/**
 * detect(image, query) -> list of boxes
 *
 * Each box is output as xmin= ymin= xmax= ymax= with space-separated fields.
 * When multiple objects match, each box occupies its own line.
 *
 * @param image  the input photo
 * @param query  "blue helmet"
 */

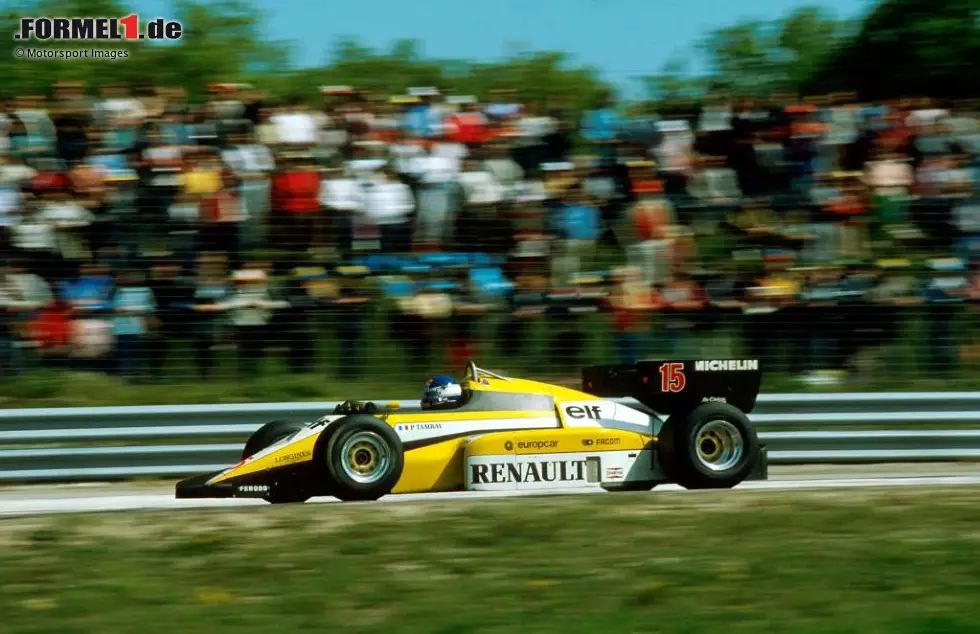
xmin=421 ymin=375 xmax=463 ymax=409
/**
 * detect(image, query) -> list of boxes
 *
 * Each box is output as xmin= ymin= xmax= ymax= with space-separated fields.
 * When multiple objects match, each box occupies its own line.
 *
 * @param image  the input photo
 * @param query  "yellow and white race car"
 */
xmin=175 ymin=360 xmax=767 ymax=503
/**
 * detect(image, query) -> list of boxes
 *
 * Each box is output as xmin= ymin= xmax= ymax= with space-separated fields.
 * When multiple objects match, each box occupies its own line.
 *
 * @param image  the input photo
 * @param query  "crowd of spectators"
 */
xmin=0 ymin=81 xmax=978 ymax=387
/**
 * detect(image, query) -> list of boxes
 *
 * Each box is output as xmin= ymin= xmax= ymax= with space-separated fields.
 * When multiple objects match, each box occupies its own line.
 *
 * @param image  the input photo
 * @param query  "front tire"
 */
xmin=242 ymin=420 xmax=311 ymax=504
xmin=657 ymin=403 xmax=760 ymax=489
xmin=243 ymin=420 xmax=305 ymax=461
xmin=316 ymin=415 xmax=404 ymax=502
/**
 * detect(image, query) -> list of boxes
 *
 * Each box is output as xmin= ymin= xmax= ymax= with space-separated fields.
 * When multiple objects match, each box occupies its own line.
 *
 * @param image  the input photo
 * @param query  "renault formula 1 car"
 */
xmin=176 ymin=359 xmax=767 ymax=503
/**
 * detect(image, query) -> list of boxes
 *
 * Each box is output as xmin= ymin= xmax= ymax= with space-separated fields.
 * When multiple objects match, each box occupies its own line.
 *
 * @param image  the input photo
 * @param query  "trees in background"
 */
xmin=1 ymin=0 xmax=978 ymax=107
xmin=0 ymin=0 xmax=611 ymax=111
xmin=816 ymin=0 xmax=980 ymax=101
xmin=648 ymin=0 xmax=980 ymax=103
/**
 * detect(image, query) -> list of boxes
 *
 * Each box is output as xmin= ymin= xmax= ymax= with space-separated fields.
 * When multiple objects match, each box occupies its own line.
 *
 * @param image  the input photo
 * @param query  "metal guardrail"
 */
xmin=1 ymin=392 xmax=979 ymax=483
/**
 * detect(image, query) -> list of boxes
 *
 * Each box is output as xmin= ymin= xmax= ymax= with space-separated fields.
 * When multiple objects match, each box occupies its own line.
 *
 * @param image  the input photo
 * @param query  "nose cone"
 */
xmin=175 ymin=471 xmax=236 ymax=498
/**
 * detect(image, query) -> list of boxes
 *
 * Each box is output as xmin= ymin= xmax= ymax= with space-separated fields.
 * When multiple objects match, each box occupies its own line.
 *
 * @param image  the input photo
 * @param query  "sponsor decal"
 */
xmin=517 ymin=440 xmax=558 ymax=450
xmin=565 ymin=405 xmax=603 ymax=420
xmin=504 ymin=441 xmax=514 ymax=451
xmin=397 ymin=423 xmax=443 ymax=432
xmin=237 ymin=485 xmax=269 ymax=493
xmin=694 ymin=359 xmax=759 ymax=372
xmin=275 ymin=450 xmax=311 ymax=464
xmin=582 ymin=437 xmax=621 ymax=447
xmin=702 ymin=396 xmax=727 ymax=403
xmin=606 ymin=467 xmax=624 ymax=481
xmin=470 ymin=460 xmax=588 ymax=484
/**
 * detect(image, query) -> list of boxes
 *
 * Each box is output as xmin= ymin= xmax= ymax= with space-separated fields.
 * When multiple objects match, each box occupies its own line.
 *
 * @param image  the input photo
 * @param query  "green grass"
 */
xmin=2 ymin=487 xmax=980 ymax=633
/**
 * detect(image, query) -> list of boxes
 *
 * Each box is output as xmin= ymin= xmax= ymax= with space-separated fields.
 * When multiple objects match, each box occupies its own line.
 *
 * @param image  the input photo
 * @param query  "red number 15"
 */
xmin=659 ymin=363 xmax=686 ymax=393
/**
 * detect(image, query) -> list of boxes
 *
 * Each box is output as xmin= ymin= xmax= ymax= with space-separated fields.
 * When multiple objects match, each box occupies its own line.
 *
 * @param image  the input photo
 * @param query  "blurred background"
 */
xmin=0 ymin=0 xmax=978 ymax=406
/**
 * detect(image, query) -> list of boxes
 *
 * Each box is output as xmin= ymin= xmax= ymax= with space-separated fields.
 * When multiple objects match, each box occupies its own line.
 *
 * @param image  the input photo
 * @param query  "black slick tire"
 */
xmin=315 ymin=415 xmax=404 ymax=502
xmin=242 ymin=419 xmax=311 ymax=504
xmin=243 ymin=420 xmax=305 ymax=461
xmin=657 ymin=402 xmax=760 ymax=489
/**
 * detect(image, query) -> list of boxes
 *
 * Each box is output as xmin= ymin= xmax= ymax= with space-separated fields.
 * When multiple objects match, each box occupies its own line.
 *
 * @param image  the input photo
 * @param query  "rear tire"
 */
xmin=657 ymin=403 xmax=759 ymax=489
xmin=242 ymin=420 xmax=311 ymax=504
xmin=316 ymin=415 xmax=404 ymax=502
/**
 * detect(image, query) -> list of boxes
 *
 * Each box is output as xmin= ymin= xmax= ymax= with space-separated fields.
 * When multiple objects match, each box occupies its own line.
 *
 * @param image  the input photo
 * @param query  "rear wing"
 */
xmin=582 ymin=359 xmax=762 ymax=416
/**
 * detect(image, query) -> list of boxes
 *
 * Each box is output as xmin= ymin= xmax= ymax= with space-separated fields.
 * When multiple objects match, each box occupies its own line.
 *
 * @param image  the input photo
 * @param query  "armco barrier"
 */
xmin=1 ymin=392 xmax=979 ymax=483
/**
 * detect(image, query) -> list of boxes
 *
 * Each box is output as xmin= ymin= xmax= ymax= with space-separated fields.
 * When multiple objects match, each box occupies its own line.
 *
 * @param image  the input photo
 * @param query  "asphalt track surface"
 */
xmin=2 ymin=464 xmax=980 ymax=517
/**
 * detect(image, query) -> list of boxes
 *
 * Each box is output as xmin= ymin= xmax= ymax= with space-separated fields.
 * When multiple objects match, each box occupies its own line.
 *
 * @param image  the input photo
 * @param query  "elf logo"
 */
xmin=565 ymin=405 xmax=603 ymax=420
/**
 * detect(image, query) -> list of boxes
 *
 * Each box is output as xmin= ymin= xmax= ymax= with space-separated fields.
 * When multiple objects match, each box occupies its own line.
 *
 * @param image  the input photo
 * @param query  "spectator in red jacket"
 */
xmin=448 ymin=99 xmax=491 ymax=150
xmin=271 ymin=152 xmax=322 ymax=255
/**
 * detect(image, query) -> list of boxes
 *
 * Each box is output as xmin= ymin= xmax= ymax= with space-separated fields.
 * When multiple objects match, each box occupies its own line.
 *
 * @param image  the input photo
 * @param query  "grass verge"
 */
xmin=2 ymin=487 xmax=980 ymax=633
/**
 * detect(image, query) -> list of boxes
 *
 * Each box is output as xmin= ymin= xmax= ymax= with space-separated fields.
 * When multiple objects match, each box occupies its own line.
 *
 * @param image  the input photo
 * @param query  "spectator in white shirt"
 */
xmin=38 ymin=177 xmax=93 ymax=274
xmin=412 ymin=141 xmax=460 ymax=250
xmin=686 ymin=153 xmax=743 ymax=231
xmin=220 ymin=269 xmax=289 ymax=377
xmin=363 ymin=165 xmax=415 ymax=253
xmin=270 ymin=97 xmax=318 ymax=147
xmin=221 ymin=123 xmax=275 ymax=245
xmin=653 ymin=119 xmax=695 ymax=202
xmin=97 ymin=84 xmax=146 ymax=124
xmin=429 ymin=128 xmax=468 ymax=174
xmin=11 ymin=197 xmax=58 ymax=276
xmin=512 ymin=102 xmax=555 ymax=174
xmin=0 ymin=259 xmax=52 ymax=375
xmin=388 ymin=138 xmax=427 ymax=184
xmin=254 ymin=106 xmax=280 ymax=146
xmin=482 ymin=141 xmax=524 ymax=201
xmin=320 ymin=165 xmax=364 ymax=256
xmin=0 ymin=152 xmax=35 ymax=190
xmin=697 ymin=94 xmax=733 ymax=157
xmin=0 ymin=164 xmax=25 ymax=246
xmin=456 ymin=157 xmax=504 ymax=251
xmin=14 ymin=95 xmax=57 ymax=149
xmin=346 ymin=141 xmax=388 ymax=179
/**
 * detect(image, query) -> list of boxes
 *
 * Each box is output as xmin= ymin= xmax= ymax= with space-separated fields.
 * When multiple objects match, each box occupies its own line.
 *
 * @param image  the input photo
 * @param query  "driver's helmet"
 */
xmin=421 ymin=375 xmax=463 ymax=409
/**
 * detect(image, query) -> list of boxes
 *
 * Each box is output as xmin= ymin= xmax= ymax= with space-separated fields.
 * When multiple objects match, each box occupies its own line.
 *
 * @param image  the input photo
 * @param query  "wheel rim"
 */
xmin=694 ymin=420 xmax=744 ymax=472
xmin=338 ymin=431 xmax=390 ymax=484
